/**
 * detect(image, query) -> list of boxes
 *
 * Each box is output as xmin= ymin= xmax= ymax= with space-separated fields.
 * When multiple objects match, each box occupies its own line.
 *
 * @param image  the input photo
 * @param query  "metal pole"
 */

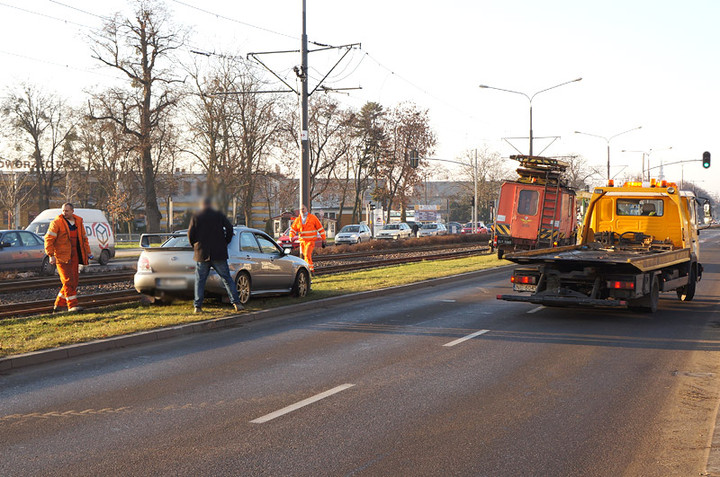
xmin=474 ymin=149 xmax=478 ymax=233
xmin=299 ymin=0 xmax=310 ymax=211
xmin=606 ymin=143 xmax=611 ymax=181
xmin=529 ymin=103 xmax=533 ymax=156
xmin=641 ymin=153 xmax=645 ymax=182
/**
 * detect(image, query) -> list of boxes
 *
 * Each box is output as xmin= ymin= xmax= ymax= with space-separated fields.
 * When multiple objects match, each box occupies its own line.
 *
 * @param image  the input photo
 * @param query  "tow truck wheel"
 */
xmin=497 ymin=249 xmax=504 ymax=260
xmin=676 ymin=266 xmax=697 ymax=302
xmin=630 ymin=276 xmax=659 ymax=313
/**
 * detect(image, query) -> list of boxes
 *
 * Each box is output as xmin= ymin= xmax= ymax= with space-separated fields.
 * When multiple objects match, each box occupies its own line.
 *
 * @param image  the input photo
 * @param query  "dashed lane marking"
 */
xmin=441 ymin=299 xmax=456 ymax=303
xmin=527 ymin=306 xmax=545 ymax=314
xmin=250 ymin=384 xmax=355 ymax=424
xmin=442 ymin=329 xmax=490 ymax=347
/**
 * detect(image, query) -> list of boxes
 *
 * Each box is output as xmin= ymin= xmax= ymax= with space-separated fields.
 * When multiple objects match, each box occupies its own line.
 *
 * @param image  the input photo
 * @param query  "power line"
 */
xmin=0 ymin=1 xmax=100 ymax=31
xmin=169 ymin=0 xmax=299 ymax=42
xmin=47 ymin=0 xmax=108 ymax=20
xmin=0 ymin=49 xmax=123 ymax=81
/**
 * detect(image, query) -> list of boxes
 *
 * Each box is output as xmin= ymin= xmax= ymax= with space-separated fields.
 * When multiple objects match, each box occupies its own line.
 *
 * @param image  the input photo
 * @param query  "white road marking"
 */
xmin=527 ymin=306 xmax=545 ymax=314
xmin=443 ymin=329 xmax=490 ymax=347
xmin=441 ymin=299 xmax=456 ymax=303
xmin=250 ymin=384 xmax=355 ymax=424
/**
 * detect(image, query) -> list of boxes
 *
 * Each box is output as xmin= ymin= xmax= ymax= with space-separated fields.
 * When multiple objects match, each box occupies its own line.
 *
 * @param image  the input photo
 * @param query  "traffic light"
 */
xmin=703 ymin=151 xmax=711 ymax=169
xmin=409 ymin=150 xmax=419 ymax=168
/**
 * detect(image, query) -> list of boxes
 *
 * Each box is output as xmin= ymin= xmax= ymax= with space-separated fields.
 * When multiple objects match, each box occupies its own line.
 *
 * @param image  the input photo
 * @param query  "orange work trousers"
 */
xmin=55 ymin=255 xmax=80 ymax=309
xmin=300 ymin=240 xmax=316 ymax=271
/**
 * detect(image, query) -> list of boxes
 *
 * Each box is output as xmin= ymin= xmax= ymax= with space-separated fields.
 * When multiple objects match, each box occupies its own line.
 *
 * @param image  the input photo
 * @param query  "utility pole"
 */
xmin=299 ymin=0 xmax=310 ymax=210
xmin=474 ymin=149 xmax=478 ymax=233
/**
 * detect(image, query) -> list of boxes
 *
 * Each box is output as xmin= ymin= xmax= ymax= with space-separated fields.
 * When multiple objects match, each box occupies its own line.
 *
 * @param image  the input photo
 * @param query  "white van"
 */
xmin=26 ymin=208 xmax=116 ymax=265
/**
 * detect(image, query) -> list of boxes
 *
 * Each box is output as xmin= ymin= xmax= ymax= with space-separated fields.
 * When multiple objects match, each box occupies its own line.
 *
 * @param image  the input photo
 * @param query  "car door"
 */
xmin=19 ymin=232 xmax=45 ymax=268
xmin=254 ymin=233 xmax=294 ymax=290
xmin=0 ymin=232 xmax=27 ymax=269
xmin=362 ymin=224 xmax=371 ymax=241
xmin=237 ymin=232 xmax=265 ymax=290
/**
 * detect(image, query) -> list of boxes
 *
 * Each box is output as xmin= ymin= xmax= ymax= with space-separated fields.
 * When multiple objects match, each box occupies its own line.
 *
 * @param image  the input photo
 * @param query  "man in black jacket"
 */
xmin=188 ymin=198 xmax=243 ymax=313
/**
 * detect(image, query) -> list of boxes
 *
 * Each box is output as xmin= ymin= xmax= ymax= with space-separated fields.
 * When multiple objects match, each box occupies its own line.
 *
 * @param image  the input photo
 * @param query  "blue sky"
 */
xmin=1 ymin=0 xmax=718 ymax=194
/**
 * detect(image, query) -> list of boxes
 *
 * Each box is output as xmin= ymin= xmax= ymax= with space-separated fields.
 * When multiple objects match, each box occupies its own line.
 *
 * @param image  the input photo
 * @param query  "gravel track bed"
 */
xmin=0 ymin=245 xmax=488 ymax=306
xmin=0 ymin=281 xmax=134 ymax=306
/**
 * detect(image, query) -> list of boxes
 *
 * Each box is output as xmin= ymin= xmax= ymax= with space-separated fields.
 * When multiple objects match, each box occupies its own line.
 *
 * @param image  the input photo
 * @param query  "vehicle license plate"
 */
xmin=158 ymin=278 xmax=186 ymax=289
xmin=513 ymin=283 xmax=536 ymax=292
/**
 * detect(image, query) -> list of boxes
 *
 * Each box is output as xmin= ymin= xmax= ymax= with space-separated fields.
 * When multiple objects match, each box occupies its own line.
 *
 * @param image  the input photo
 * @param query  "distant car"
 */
xmin=0 ymin=230 xmax=53 ymax=274
xmin=446 ymin=222 xmax=463 ymax=234
xmin=376 ymin=222 xmax=413 ymax=240
xmin=461 ymin=222 xmax=488 ymax=234
xmin=134 ymin=227 xmax=311 ymax=304
xmin=277 ymin=227 xmax=300 ymax=249
xmin=335 ymin=224 xmax=372 ymax=245
xmin=418 ymin=223 xmax=447 ymax=237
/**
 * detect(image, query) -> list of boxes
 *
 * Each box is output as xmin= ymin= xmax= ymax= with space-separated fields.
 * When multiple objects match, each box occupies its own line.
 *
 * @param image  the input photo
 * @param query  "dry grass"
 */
xmin=0 ymin=253 xmax=507 ymax=358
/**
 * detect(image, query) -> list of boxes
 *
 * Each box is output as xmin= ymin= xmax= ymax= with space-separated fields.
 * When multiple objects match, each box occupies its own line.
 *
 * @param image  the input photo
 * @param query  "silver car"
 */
xmin=376 ymin=222 xmax=412 ymax=240
xmin=0 ymin=230 xmax=53 ymax=274
xmin=335 ymin=224 xmax=372 ymax=245
xmin=134 ymin=227 xmax=312 ymax=304
xmin=418 ymin=223 xmax=447 ymax=237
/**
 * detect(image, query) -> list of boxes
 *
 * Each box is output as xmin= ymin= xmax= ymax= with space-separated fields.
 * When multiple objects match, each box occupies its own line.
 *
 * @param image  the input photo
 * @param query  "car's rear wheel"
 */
xmin=235 ymin=271 xmax=251 ymax=304
xmin=292 ymin=269 xmax=310 ymax=297
xmin=40 ymin=256 xmax=55 ymax=276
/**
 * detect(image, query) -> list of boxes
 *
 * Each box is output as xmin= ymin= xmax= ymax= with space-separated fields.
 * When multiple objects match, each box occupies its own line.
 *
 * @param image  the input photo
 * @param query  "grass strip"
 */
xmin=0 ymin=254 xmax=507 ymax=357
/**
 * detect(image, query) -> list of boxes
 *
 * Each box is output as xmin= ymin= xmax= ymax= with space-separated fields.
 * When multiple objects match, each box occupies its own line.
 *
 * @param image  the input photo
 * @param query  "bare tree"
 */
xmin=351 ymin=102 xmax=385 ymax=222
xmin=560 ymin=154 xmax=601 ymax=191
xmin=88 ymin=0 xmax=185 ymax=232
xmin=377 ymin=103 xmax=436 ymax=222
xmin=1 ymin=84 xmax=76 ymax=211
xmin=0 ymin=168 xmax=35 ymax=227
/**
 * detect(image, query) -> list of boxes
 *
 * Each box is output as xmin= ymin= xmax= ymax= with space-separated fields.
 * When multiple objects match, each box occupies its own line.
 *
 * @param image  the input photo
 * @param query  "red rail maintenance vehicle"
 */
xmin=492 ymin=155 xmax=577 ymax=259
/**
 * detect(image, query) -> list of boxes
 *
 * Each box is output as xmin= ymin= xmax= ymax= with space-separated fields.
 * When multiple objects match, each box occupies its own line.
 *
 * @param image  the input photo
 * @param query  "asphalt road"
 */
xmin=3 ymin=230 xmax=720 ymax=476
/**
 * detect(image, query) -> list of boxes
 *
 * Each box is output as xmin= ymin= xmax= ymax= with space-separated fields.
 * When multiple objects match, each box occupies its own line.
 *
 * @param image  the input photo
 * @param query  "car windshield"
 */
xmin=421 ymin=224 xmax=437 ymax=229
xmin=26 ymin=222 xmax=49 ymax=235
xmin=341 ymin=226 xmax=360 ymax=233
xmin=163 ymin=235 xmax=191 ymax=247
xmin=383 ymin=224 xmax=400 ymax=230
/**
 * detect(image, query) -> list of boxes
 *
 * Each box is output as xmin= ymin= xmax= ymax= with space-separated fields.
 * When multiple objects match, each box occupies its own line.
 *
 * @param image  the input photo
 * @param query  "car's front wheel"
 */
xmin=235 ymin=271 xmax=251 ymax=304
xmin=98 ymin=249 xmax=111 ymax=266
xmin=292 ymin=269 xmax=310 ymax=297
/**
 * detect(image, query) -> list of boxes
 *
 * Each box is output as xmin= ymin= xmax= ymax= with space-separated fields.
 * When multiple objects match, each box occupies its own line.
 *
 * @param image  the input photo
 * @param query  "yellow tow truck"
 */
xmin=498 ymin=180 xmax=711 ymax=312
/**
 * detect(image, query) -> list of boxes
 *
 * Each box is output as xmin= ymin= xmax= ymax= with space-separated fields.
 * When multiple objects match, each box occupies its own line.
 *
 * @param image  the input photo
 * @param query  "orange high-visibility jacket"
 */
xmin=289 ymin=214 xmax=326 ymax=243
xmin=44 ymin=214 xmax=91 ymax=265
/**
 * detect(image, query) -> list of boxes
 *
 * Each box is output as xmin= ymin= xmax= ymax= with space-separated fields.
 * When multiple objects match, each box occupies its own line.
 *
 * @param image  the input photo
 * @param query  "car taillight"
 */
xmin=607 ymin=280 xmax=634 ymax=290
xmin=137 ymin=255 xmax=152 ymax=272
xmin=511 ymin=275 xmax=537 ymax=285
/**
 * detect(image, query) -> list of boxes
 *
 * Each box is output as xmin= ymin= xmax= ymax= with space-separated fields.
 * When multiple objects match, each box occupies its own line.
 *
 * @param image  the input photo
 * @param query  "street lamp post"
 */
xmin=621 ymin=147 xmax=672 ymax=181
xmin=479 ymin=78 xmax=582 ymax=156
xmin=574 ymin=127 xmax=642 ymax=180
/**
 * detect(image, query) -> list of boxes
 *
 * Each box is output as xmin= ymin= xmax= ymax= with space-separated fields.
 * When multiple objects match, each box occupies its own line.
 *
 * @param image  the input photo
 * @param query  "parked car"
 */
xmin=27 ymin=208 xmax=116 ymax=265
xmin=461 ymin=222 xmax=489 ymax=234
xmin=418 ymin=223 xmax=447 ymax=237
xmin=134 ymin=227 xmax=311 ymax=304
xmin=277 ymin=227 xmax=300 ymax=250
xmin=446 ymin=222 xmax=463 ymax=234
xmin=0 ymin=230 xmax=53 ymax=274
xmin=335 ymin=224 xmax=372 ymax=245
xmin=376 ymin=222 xmax=413 ymax=240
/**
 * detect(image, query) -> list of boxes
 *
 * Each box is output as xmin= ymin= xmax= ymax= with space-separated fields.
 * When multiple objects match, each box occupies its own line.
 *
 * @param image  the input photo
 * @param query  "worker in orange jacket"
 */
xmin=289 ymin=204 xmax=326 ymax=273
xmin=44 ymin=202 xmax=92 ymax=312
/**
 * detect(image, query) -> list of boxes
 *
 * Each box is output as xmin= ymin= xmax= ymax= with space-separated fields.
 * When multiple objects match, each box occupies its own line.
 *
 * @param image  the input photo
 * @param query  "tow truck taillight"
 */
xmin=607 ymin=280 xmax=634 ymax=290
xmin=138 ymin=255 xmax=152 ymax=272
xmin=511 ymin=275 xmax=537 ymax=285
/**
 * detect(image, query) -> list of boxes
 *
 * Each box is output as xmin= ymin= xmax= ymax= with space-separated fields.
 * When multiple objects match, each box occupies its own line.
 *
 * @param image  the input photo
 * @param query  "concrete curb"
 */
xmin=0 ymin=264 xmax=513 ymax=372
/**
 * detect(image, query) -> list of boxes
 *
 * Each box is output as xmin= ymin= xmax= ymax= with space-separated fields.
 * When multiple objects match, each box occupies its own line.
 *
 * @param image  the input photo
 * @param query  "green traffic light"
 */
xmin=703 ymin=151 xmax=711 ymax=169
